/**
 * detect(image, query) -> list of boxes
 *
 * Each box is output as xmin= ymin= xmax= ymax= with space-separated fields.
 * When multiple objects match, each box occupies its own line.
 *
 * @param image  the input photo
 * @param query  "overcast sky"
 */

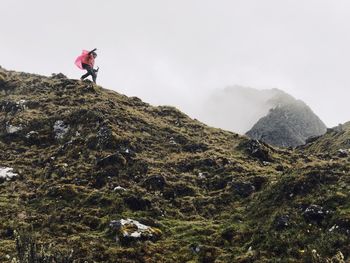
xmin=1 ymin=0 xmax=349 ymax=128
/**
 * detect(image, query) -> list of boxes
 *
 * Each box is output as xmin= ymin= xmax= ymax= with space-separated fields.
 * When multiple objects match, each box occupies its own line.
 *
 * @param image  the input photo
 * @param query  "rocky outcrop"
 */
xmin=109 ymin=219 xmax=162 ymax=244
xmin=246 ymin=99 xmax=327 ymax=147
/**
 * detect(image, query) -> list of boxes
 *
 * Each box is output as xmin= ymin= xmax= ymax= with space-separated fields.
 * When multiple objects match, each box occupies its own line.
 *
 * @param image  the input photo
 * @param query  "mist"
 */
xmin=1 ymin=0 xmax=350 ymax=128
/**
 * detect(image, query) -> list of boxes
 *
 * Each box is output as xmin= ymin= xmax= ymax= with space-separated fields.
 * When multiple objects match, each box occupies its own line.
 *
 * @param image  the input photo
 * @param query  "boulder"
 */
xmin=231 ymin=181 xmax=255 ymax=197
xmin=303 ymin=204 xmax=330 ymax=224
xmin=96 ymin=153 xmax=126 ymax=168
xmin=142 ymin=175 xmax=167 ymax=191
xmin=273 ymin=215 xmax=290 ymax=230
xmin=239 ymin=139 xmax=273 ymax=162
xmin=337 ymin=149 xmax=348 ymax=158
xmin=0 ymin=167 xmax=18 ymax=183
xmin=109 ymin=218 xmax=162 ymax=245
xmin=53 ymin=120 xmax=69 ymax=140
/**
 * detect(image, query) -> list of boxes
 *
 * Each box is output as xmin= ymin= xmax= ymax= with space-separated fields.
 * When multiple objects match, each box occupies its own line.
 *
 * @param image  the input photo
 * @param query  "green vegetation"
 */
xmin=0 ymin=68 xmax=349 ymax=262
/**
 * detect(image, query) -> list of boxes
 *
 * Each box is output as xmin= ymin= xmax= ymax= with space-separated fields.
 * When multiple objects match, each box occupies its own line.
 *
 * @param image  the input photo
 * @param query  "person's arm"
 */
xmin=88 ymin=48 xmax=97 ymax=55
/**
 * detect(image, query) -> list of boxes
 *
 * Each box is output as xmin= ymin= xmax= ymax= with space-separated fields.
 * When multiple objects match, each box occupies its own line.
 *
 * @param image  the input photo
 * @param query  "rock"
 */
xmin=96 ymin=152 xmax=126 ymax=167
xmin=6 ymin=123 xmax=22 ymax=134
xmin=96 ymin=126 xmax=118 ymax=150
xmin=337 ymin=149 xmax=348 ymax=158
xmin=207 ymin=175 xmax=232 ymax=190
xmin=273 ymin=215 xmax=290 ymax=230
xmin=239 ymin=139 xmax=272 ymax=162
xmin=189 ymin=243 xmax=201 ymax=253
xmin=303 ymin=204 xmax=330 ymax=224
xmin=231 ymin=181 xmax=255 ymax=197
xmin=0 ymin=167 xmax=18 ymax=183
xmin=246 ymin=99 xmax=327 ymax=147
xmin=124 ymin=196 xmax=152 ymax=211
xmin=25 ymin=131 xmax=40 ymax=145
xmin=53 ymin=120 xmax=69 ymax=140
xmin=0 ymin=100 xmax=27 ymax=113
xmin=142 ymin=175 xmax=167 ymax=191
xmin=109 ymin=218 xmax=162 ymax=245
xmin=331 ymin=251 xmax=345 ymax=263
xmin=333 ymin=219 xmax=350 ymax=235
xmin=113 ymin=186 xmax=126 ymax=191
xmin=51 ymin=73 xmax=67 ymax=79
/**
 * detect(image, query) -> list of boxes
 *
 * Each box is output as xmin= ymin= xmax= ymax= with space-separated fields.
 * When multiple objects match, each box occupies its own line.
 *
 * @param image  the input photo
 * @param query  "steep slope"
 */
xmin=0 ymin=67 xmax=349 ymax=262
xmin=246 ymin=99 xmax=327 ymax=147
xmin=300 ymin=122 xmax=350 ymax=157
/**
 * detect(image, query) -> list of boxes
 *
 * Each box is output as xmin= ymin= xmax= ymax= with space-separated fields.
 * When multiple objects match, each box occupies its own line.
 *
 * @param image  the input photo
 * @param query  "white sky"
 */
xmin=1 ymin=0 xmax=349 ymax=127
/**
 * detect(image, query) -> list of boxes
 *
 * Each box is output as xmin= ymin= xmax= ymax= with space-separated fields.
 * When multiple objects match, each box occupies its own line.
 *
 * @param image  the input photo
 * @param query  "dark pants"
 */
xmin=81 ymin=63 xmax=97 ymax=83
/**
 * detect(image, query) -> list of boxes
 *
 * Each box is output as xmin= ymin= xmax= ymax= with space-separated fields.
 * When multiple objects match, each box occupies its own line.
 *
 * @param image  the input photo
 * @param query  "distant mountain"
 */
xmin=196 ymin=85 xmax=327 ymax=147
xmin=196 ymin=86 xmax=292 ymax=134
xmin=246 ymin=95 xmax=327 ymax=147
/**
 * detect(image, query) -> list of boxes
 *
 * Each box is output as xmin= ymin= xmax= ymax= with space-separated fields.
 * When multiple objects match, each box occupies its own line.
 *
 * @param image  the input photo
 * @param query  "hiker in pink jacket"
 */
xmin=75 ymin=48 xmax=99 ymax=83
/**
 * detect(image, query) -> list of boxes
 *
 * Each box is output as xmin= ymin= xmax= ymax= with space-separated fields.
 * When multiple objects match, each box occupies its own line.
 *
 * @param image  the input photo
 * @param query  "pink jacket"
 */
xmin=75 ymin=50 xmax=95 ymax=69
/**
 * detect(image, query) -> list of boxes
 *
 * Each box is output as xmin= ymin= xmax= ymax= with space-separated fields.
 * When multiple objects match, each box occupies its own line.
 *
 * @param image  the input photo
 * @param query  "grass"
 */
xmin=0 ymin=67 xmax=350 ymax=262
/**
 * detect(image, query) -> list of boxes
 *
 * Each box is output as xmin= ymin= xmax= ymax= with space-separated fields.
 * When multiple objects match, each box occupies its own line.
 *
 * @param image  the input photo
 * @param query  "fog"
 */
xmin=195 ymin=86 xmax=295 ymax=134
xmin=1 ymin=0 xmax=350 ymax=129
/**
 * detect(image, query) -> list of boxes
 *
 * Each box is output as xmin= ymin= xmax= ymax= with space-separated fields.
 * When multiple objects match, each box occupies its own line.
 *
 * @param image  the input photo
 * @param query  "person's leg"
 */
xmin=81 ymin=63 xmax=91 ymax=80
xmin=81 ymin=71 xmax=90 ymax=80
xmin=89 ymin=69 xmax=96 ymax=83
xmin=81 ymin=64 xmax=95 ymax=82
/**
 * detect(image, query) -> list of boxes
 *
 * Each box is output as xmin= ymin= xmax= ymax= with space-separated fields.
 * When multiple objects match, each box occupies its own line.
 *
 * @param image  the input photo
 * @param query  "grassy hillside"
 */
xmin=0 ymin=68 xmax=349 ymax=262
xmin=300 ymin=122 xmax=350 ymax=157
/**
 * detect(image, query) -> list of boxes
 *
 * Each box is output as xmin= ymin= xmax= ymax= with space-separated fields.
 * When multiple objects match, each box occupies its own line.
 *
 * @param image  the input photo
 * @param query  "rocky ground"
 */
xmin=0 ymin=67 xmax=349 ymax=262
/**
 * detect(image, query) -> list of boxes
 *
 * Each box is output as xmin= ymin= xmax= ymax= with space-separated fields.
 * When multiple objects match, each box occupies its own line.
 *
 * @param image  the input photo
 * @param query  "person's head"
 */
xmin=92 ymin=52 xmax=97 ymax=58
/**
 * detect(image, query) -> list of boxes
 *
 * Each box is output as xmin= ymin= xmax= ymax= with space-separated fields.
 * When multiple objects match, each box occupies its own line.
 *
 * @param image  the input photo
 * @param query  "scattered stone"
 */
xmin=142 ymin=174 xmax=167 ymax=191
xmin=0 ymin=167 xmax=18 ymax=183
xmin=6 ymin=124 xmax=22 ymax=134
xmin=231 ymin=181 xmax=255 ymax=197
xmin=109 ymin=218 xmax=162 ymax=244
xmin=303 ymin=204 xmax=330 ymax=224
xmin=239 ymin=139 xmax=273 ymax=162
xmin=113 ymin=186 xmax=126 ymax=191
xmin=337 ymin=149 xmax=348 ymax=158
xmin=189 ymin=243 xmax=201 ymax=253
xmin=96 ymin=152 xmax=126 ymax=167
xmin=273 ymin=215 xmax=290 ymax=230
xmin=0 ymin=100 xmax=27 ymax=113
xmin=25 ymin=131 xmax=39 ymax=139
xmin=97 ymin=126 xmax=118 ymax=149
xmin=53 ymin=120 xmax=69 ymax=140
xmin=51 ymin=73 xmax=67 ymax=79
xmin=169 ymin=137 xmax=176 ymax=145
xmin=198 ymin=172 xmax=206 ymax=179
xmin=329 ymin=224 xmax=339 ymax=232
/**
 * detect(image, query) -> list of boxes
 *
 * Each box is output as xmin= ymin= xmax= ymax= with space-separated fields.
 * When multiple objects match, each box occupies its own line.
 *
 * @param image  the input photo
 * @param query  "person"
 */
xmin=75 ymin=48 xmax=99 ymax=83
